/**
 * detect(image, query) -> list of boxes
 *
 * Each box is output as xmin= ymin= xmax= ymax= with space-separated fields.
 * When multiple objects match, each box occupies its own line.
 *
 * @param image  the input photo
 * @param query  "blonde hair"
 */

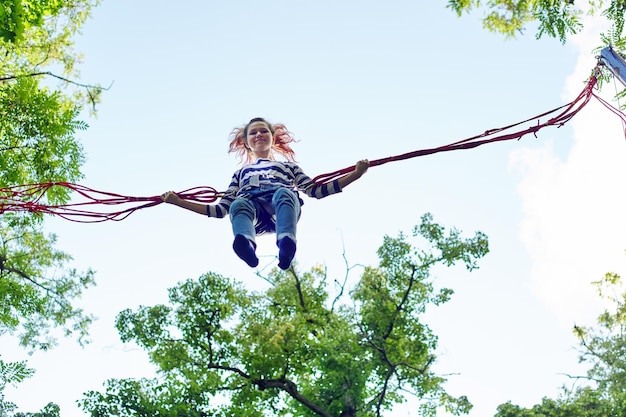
xmin=228 ymin=117 xmax=297 ymax=164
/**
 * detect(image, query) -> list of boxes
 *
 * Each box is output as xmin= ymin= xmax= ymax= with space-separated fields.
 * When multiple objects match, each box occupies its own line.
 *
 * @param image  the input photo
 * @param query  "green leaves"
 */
xmin=534 ymin=0 xmax=583 ymax=43
xmin=0 ymin=225 xmax=96 ymax=350
xmin=0 ymin=0 xmax=97 ymax=43
xmin=0 ymin=0 xmax=26 ymax=43
xmin=80 ymin=378 xmax=209 ymax=417
xmin=0 ymin=358 xmax=35 ymax=417
xmin=13 ymin=402 xmax=61 ymax=417
xmin=572 ymin=273 xmax=626 ymax=406
xmin=415 ymin=213 xmax=489 ymax=271
xmin=354 ymin=213 xmax=488 ymax=416
xmin=0 ymin=1 xmax=103 ymax=415
xmin=83 ymin=214 xmax=489 ymax=417
xmin=0 ymin=0 xmax=101 ymax=354
xmin=446 ymin=0 xmax=626 ymax=46
xmin=496 ymin=271 xmax=626 ymax=415
xmin=0 ymin=77 xmax=86 ymax=194
xmin=0 ymin=358 xmax=34 ymax=388
xmin=494 ymin=387 xmax=624 ymax=417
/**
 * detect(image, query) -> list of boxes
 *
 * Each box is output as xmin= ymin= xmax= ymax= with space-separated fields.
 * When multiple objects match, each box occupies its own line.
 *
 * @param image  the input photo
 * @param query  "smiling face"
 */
xmin=245 ymin=120 xmax=274 ymax=160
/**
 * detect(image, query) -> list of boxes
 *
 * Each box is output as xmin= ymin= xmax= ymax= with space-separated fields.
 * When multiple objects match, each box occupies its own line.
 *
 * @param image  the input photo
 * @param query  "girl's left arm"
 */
xmin=337 ymin=159 xmax=369 ymax=189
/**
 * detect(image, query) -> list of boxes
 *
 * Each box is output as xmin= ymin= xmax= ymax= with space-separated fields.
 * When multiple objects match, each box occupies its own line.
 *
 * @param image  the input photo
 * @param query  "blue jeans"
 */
xmin=229 ymin=187 xmax=301 ymax=244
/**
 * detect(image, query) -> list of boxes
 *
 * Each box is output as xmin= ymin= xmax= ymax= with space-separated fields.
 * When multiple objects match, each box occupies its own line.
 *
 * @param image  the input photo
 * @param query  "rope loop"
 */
xmin=0 ymin=183 xmax=222 ymax=223
xmin=313 ymin=73 xmax=605 ymax=185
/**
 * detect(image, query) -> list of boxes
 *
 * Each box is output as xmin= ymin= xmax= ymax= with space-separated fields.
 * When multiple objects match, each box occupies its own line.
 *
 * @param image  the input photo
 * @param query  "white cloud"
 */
xmin=511 ymin=14 xmax=626 ymax=325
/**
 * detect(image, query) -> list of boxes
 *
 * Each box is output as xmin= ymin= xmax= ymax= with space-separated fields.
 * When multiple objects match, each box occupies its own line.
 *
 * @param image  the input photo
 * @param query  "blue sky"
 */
xmin=5 ymin=1 xmax=626 ymax=416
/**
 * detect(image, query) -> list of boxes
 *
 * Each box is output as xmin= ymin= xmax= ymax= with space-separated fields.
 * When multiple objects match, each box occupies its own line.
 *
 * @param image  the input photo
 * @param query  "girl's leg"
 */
xmin=272 ymin=188 xmax=300 ymax=270
xmin=229 ymin=198 xmax=258 ymax=267
xmin=273 ymin=188 xmax=300 ymax=241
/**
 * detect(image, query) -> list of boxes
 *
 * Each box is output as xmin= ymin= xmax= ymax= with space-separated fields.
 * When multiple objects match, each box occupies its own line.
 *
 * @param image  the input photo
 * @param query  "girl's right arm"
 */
xmin=161 ymin=170 xmax=240 ymax=217
xmin=161 ymin=191 xmax=208 ymax=215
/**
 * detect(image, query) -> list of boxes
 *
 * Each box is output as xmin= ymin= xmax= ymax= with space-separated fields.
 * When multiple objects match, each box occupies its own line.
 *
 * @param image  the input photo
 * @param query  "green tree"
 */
xmin=571 ymin=272 xmax=626 ymax=410
xmin=13 ymin=402 xmax=60 ymax=417
xmin=0 ymin=0 xmax=69 ymax=43
xmin=495 ymin=387 xmax=621 ymax=417
xmin=0 ymin=358 xmax=34 ymax=416
xmin=493 ymin=272 xmax=626 ymax=416
xmin=0 ymin=0 xmax=100 ymax=352
xmin=1 ymin=0 xmax=103 ymax=110
xmin=1 ymin=0 xmax=101 ymax=415
xmin=80 ymin=214 xmax=489 ymax=417
xmin=446 ymin=0 xmax=625 ymax=46
xmin=0 ymin=74 xmax=96 ymax=351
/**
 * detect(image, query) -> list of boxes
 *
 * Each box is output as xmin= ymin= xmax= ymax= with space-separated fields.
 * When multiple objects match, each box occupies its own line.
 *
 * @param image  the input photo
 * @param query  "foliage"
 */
xmin=13 ymin=402 xmax=60 ymax=417
xmin=450 ymin=0 xmax=583 ymax=43
xmin=0 ymin=358 xmax=59 ymax=416
xmin=446 ymin=0 xmax=626 ymax=51
xmin=80 ymin=214 xmax=489 ymax=417
xmin=0 ymin=8 xmax=99 ymax=350
xmin=447 ymin=0 xmax=586 ymax=42
xmin=0 ymin=0 xmax=101 ymax=415
xmin=495 ymin=387 xmax=620 ymax=417
xmin=0 ymin=77 xmax=87 ymax=201
xmin=0 ymin=0 xmax=67 ymax=43
xmin=0 ymin=358 xmax=34 ymax=390
xmin=1 ymin=0 xmax=103 ymax=110
xmin=0 ymin=0 xmax=99 ymax=350
xmin=493 ymin=271 xmax=626 ymax=416
xmin=572 ymin=272 xmax=626 ymax=409
xmin=0 ymin=221 xmax=96 ymax=350
xmin=0 ymin=358 xmax=34 ymax=416
xmin=79 ymin=378 xmax=212 ymax=417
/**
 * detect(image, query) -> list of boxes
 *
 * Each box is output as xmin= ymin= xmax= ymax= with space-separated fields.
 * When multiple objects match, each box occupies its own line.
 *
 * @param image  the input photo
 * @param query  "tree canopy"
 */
xmin=493 ymin=272 xmax=626 ymax=416
xmin=1 ymin=0 xmax=101 ymax=415
xmin=0 ymin=0 xmax=100 ymax=350
xmin=0 ymin=0 xmax=70 ymax=43
xmin=447 ymin=0 xmax=625 ymax=47
xmin=79 ymin=214 xmax=489 ymax=417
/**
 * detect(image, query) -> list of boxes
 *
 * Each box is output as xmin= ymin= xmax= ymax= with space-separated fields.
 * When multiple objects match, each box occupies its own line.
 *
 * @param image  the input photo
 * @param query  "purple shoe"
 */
xmin=233 ymin=235 xmax=259 ymax=267
xmin=277 ymin=237 xmax=296 ymax=270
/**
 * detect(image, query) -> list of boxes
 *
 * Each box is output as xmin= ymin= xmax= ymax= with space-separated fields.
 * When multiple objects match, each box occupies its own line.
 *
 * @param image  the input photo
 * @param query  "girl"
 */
xmin=161 ymin=117 xmax=369 ymax=270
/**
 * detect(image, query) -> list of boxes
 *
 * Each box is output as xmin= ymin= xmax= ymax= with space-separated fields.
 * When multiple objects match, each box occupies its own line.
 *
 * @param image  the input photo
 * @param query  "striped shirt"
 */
xmin=207 ymin=159 xmax=342 ymax=218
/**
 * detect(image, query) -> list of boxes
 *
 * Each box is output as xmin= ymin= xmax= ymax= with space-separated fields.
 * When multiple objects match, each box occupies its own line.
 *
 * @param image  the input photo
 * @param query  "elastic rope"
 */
xmin=312 ymin=74 xmax=601 ymax=185
xmin=0 ymin=182 xmax=221 ymax=223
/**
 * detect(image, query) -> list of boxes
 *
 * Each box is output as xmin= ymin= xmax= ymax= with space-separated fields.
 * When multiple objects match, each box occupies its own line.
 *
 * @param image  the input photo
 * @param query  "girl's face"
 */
xmin=246 ymin=121 xmax=273 ymax=158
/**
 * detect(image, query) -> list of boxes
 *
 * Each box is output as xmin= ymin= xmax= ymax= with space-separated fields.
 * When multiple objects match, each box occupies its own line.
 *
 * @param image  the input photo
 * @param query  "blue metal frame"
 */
xmin=600 ymin=46 xmax=626 ymax=87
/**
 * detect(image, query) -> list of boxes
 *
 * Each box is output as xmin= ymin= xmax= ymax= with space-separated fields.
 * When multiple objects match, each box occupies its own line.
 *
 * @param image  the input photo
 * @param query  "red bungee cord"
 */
xmin=0 ymin=182 xmax=221 ymax=223
xmin=312 ymin=71 xmax=602 ymax=185
xmin=0 ymin=69 xmax=620 ymax=223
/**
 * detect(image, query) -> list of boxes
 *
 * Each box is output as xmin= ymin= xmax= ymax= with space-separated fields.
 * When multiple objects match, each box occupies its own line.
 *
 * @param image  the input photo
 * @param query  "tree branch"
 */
xmin=0 ymin=71 xmax=112 ymax=110
xmin=395 ymin=355 xmax=434 ymax=375
xmin=331 ymin=235 xmax=365 ymax=313
xmin=376 ymin=366 xmax=395 ymax=417
xmin=254 ymin=377 xmax=332 ymax=417
xmin=382 ymin=264 xmax=418 ymax=340
xmin=206 ymin=362 xmax=250 ymax=380
xmin=0 ymin=71 xmax=108 ymax=90
xmin=0 ymin=254 xmax=69 ymax=310
xmin=559 ymin=372 xmax=601 ymax=382
xmin=290 ymin=268 xmax=307 ymax=310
